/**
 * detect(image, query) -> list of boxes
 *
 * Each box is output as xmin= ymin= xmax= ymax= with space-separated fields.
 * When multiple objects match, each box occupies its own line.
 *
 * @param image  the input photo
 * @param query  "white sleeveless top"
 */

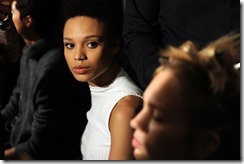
xmin=81 ymin=69 xmax=142 ymax=160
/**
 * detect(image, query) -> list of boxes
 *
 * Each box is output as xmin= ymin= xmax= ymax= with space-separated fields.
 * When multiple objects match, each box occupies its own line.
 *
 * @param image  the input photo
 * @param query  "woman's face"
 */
xmin=130 ymin=70 xmax=194 ymax=160
xmin=63 ymin=16 xmax=115 ymax=86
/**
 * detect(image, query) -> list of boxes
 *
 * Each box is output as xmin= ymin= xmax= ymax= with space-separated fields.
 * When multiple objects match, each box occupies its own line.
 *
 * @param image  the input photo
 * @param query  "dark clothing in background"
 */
xmin=122 ymin=0 xmax=240 ymax=90
xmin=0 ymin=23 xmax=22 ymax=159
xmin=1 ymin=39 xmax=91 ymax=159
xmin=0 ymin=113 xmax=5 ymax=159
xmin=0 ymin=61 xmax=19 ymax=110
xmin=0 ymin=24 xmax=22 ymax=110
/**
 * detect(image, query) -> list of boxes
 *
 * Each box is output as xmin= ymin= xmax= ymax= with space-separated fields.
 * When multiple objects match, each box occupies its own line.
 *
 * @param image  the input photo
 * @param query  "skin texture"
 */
xmin=130 ymin=70 xmax=194 ymax=160
xmin=63 ymin=16 xmax=142 ymax=160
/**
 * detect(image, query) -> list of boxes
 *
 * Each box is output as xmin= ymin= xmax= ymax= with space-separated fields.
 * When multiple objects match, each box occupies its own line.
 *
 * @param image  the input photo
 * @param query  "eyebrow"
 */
xmin=148 ymin=102 xmax=163 ymax=111
xmin=63 ymin=35 xmax=103 ymax=41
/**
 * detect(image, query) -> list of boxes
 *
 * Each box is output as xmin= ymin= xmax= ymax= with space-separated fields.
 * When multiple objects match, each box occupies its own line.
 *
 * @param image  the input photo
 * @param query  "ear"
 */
xmin=194 ymin=131 xmax=221 ymax=159
xmin=23 ymin=15 xmax=33 ymax=28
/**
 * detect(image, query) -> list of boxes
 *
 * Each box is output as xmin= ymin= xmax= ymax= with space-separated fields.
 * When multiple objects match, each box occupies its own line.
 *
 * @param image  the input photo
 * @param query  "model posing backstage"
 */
xmin=62 ymin=0 xmax=143 ymax=160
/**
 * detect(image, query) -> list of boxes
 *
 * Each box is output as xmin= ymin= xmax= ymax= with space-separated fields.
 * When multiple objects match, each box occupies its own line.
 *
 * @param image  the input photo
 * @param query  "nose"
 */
xmin=130 ymin=106 xmax=151 ymax=132
xmin=74 ymin=47 xmax=87 ymax=61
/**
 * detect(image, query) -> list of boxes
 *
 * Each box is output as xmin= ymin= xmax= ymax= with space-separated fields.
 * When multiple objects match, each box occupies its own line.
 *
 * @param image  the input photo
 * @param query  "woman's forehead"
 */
xmin=144 ymin=70 xmax=180 ymax=107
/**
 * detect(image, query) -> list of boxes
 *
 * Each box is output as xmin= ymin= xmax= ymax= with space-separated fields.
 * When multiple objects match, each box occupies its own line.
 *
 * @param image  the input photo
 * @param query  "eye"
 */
xmin=152 ymin=111 xmax=165 ymax=123
xmin=87 ymin=42 xmax=98 ymax=49
xmin=64 ymin=43 xmax=74 ymax=49
xmin=153 ymin=116 xmax=164 ymax=123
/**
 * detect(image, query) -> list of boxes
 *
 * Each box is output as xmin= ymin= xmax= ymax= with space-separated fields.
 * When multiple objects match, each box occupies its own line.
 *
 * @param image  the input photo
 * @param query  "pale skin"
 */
xmin=130 ymin=70 xmax=193 ymax=160
xmin=130 ymin=69 xmax=220 ymax=160
xmin=63 ymin=16 xmax=142 ymax=160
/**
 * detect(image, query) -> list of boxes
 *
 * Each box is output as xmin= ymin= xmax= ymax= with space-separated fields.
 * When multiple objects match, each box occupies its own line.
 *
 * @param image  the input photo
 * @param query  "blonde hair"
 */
xmin=155 ymin=33 xmax=240 ymax=159
xmin=156 ymin=33 xmax=240 ymax=94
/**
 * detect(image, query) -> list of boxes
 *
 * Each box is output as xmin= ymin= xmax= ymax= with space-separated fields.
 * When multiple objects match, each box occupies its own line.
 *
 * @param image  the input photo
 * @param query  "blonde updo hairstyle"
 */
xmin=155 ymin=33 xmax=240 ymax=160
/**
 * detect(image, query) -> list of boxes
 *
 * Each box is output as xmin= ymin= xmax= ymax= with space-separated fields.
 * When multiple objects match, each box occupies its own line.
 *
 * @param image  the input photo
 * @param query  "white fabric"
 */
xmin=81 ymin=69 xmax=142 ymax=160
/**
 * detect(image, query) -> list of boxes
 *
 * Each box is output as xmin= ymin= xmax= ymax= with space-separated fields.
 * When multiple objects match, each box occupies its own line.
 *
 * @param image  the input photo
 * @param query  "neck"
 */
xmin=88 ymin=61 xmax=121 ymax=87
xmin=23 ymin=30 xmax=41 ymax=46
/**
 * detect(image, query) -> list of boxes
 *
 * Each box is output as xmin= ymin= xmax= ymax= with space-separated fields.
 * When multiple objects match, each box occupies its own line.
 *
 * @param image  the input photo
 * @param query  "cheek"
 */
xmin=64 ymin=52 xmax=81 ymax=80
xmin=146 ymin=124 xmax=192 ymax=159
xmin=145 ymin=128 xmax=167 ymax=158
xmin=12 ymin=16 xmax=18 ymax=28
xmin=91 ymin=50 xmax=112 ymax=72
xmin=12 ymin=16 xmax=22 ymax=34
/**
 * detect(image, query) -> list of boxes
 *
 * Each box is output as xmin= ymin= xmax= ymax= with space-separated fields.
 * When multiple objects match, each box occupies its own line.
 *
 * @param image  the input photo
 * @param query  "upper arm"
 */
xmin=108 ymin=95 xmax=142 ymax=160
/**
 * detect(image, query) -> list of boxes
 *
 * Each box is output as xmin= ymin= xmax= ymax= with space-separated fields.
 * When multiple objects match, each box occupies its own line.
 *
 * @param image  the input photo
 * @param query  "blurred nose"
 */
xmin=130 ymin=106 xmax=151 ymax=132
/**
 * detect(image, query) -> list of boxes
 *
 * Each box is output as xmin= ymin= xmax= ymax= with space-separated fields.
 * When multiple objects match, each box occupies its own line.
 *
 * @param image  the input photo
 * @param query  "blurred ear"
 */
xmin=194 ymin=131 xmax=220 ymax=159
xmin=24 ymin=15 xmax=32 ymax=28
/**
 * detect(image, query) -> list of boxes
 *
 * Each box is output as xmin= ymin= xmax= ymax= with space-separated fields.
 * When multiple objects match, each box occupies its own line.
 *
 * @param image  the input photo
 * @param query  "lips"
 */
xmin=73 ymin=65 xmax=90 ymax=74
xmin=132 ymin=135 xmax=142 ymax=149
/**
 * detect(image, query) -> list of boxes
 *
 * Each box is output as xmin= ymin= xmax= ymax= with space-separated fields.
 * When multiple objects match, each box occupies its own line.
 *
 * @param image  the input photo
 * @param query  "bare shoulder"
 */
xmin=110 ymin=95 xmax=143 ymax=122
xmin=109 ymin=95 xmax=142 ymax=159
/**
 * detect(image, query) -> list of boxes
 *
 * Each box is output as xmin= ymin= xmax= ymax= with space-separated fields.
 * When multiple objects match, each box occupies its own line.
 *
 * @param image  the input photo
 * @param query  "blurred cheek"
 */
xmin=144 ymin=127 xmax=165 ymax=158
xmin=145 ymin=128 xmax=192 ymax=159
xmin=12 ymin=16 xmax=21 ymax=34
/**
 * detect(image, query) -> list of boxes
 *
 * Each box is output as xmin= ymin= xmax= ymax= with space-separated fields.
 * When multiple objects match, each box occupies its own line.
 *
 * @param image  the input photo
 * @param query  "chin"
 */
xmin=73 ymin=75 xmax=88 ymax=83
xmin=134 ymin=149 xmax=149 ymax=160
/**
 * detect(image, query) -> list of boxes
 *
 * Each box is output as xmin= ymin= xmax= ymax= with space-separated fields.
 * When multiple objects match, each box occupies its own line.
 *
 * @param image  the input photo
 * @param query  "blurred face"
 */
xmin=11 ymin=1 xmax=25 ymax=35
xmin=63 ymin=16 xmax=115 ymax=86
xmin=130 ymin=70 xmax=194 ymax=160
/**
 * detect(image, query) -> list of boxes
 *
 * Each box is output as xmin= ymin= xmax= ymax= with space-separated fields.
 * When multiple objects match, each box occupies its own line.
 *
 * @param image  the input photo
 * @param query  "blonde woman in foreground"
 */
xmin=131 ymin=33 xmax=240 ymax=160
